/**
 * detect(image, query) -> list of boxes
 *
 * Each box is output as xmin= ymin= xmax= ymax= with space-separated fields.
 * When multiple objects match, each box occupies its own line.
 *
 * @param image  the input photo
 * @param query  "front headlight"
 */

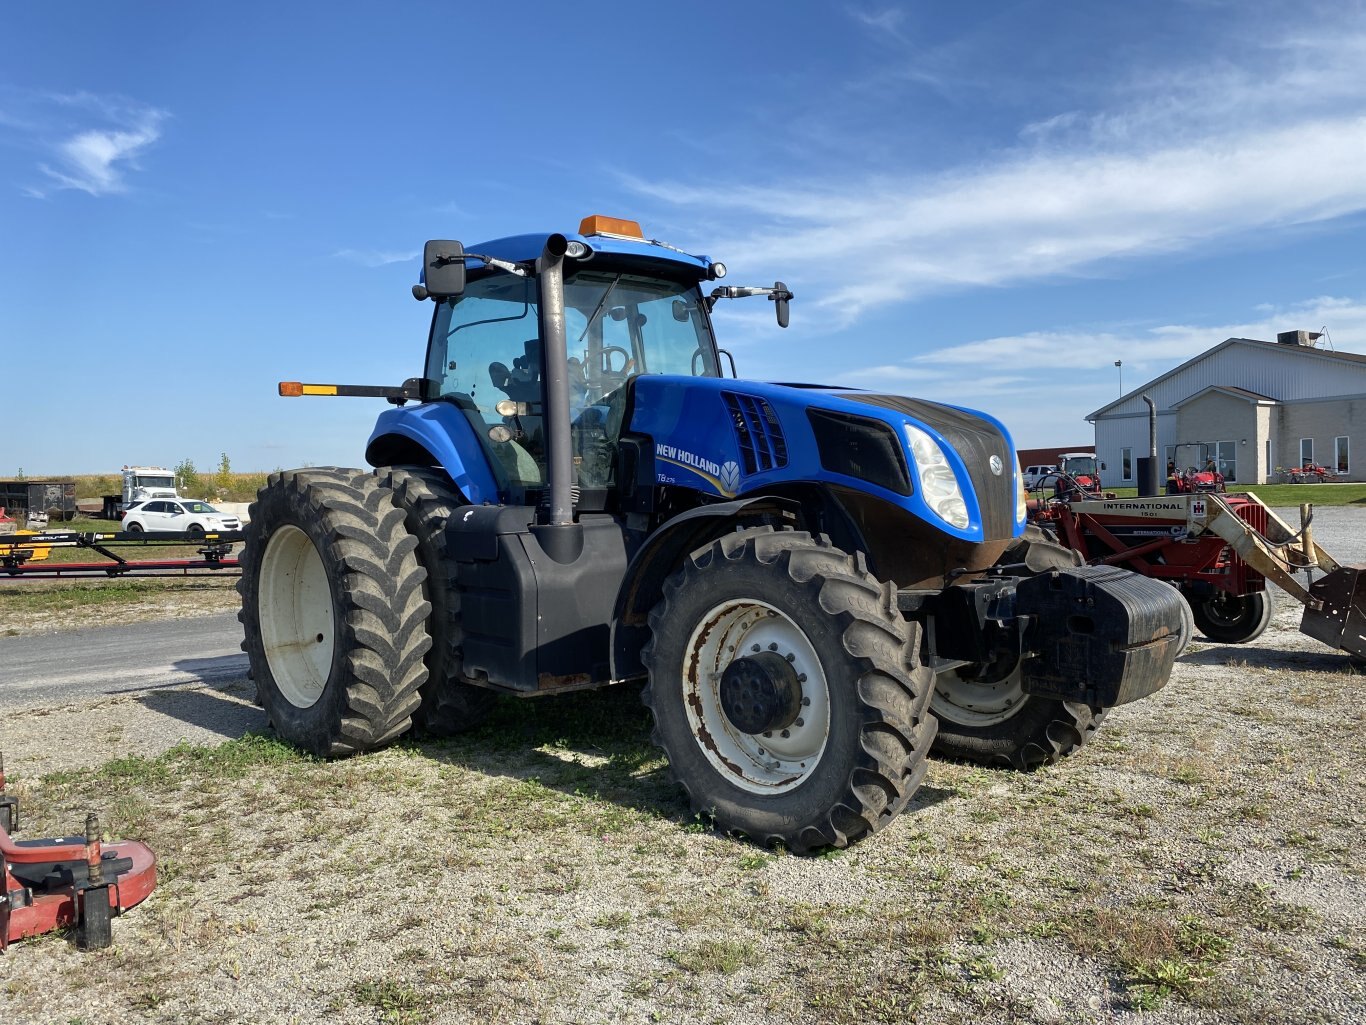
xmin=1015 ymin=467 xmax=1028 ymax=523
xmin=904 ymin=424 xmax=970 ymax=529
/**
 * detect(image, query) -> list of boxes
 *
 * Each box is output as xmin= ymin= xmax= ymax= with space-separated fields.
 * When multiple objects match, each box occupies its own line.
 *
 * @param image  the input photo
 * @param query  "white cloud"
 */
xmin=623 ymin=13 xmax=1366 ymax=326
xmin=332 ymin=248 xmax=420 ymax=268
xmin=828 ymin=295 xmax=1366 ymax=445
xmin=847 ymin=6 xmax=909 ymax=43
xmin=5 ymin=92 xmax=167 ymax=198
xmin=629 ymin=115 xmax=1366 ymax=326
xmin=899 ymin=296 xmax=1366 ymax=375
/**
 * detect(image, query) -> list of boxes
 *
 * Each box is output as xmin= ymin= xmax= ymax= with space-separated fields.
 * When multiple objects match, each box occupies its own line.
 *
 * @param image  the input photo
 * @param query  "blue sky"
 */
xmin=3 ymin=1 xmax=1365 ymax=475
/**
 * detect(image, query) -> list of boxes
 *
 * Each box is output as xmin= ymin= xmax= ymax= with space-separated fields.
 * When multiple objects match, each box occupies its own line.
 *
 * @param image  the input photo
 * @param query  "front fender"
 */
xmin=610 ymin=496 xmax=798 ymax=681
xmin=366 ymin=403 xmax=499 ymax=505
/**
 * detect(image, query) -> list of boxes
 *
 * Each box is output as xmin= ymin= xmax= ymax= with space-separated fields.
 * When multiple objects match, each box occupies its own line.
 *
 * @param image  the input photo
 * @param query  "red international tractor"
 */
xmin=1166 ymin=443 xmax=1225 ymax=494
xmin=1030 ymin=490 xmax=1366 ymax=656
xmin=1054 ymin=452 xmax=1105 ymax=498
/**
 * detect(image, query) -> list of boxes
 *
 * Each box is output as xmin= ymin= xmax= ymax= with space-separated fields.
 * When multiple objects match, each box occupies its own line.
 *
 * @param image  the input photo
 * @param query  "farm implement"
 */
xmin=1031 ymin=488 xmax=1366 ymax=658
xmin=0 ymin=529 xmax=244 ymax=579
xmin=1 ymin=754 xmax=157 ymax=950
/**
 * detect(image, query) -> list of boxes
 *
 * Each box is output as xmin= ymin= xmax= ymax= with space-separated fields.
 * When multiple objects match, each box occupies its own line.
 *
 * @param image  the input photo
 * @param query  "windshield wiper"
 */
xmin=577 ymin=274 xmax=623 ymax=344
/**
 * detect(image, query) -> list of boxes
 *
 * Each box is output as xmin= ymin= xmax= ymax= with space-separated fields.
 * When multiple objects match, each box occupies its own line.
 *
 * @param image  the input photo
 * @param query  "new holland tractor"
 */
xmin=238 ymin=215 xmax=1184 ymax=851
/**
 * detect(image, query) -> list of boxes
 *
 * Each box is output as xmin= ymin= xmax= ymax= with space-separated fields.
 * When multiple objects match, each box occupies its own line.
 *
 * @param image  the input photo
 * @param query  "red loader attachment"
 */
xmin=1 ymin=753 xmax=157 ymax=951
xmin=1032 ymin=491 xmax=1366 ymax=659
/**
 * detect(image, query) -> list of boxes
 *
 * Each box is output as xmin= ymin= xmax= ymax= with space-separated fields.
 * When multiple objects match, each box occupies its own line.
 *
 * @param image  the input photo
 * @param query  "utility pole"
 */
xmin=1115 ymin=359 xmax=1123 ymax=395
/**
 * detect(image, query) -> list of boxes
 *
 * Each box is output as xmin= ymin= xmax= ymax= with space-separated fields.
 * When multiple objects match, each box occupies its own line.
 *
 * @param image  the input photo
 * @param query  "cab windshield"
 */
xmin=1063 ymin=457 xmax=1099 ymax=477
xmin=425 ymin=267 xmax=719 ymax=492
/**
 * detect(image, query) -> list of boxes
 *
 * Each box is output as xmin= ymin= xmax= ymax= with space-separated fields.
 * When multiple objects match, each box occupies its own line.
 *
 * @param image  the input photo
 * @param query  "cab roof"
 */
xmin=466 ymin=227 xmax=714 ymax=276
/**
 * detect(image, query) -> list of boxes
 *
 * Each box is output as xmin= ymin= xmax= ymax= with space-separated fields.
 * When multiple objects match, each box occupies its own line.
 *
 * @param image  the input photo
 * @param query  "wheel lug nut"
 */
xmin=795 ymin=718 xmax=804 ymax=727
xmin=781 ymin=729 xmax=791 ymax=738
xmin=785 ymin=653 xmax=795 ymax=662
xmin=751 ymin=644 xmax=761 ymax=652
xmin=768 ymin=642 xmax=778 ymax=651
xmin=797 ymin=674 xmax=807 ymax=683
xmin=801 ymin=696 xmax=811 ymax=706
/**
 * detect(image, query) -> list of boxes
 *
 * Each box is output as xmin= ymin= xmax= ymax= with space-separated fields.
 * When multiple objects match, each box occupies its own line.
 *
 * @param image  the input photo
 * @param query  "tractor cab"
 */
xmin=420 ymin=254 xmax=724 ymax=508
xmin=1052 ymin=452 xmax=1104 ymax=499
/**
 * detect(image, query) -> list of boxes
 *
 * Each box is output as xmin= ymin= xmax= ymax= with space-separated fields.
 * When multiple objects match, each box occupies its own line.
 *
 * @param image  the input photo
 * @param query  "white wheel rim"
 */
xmin=259 ymin=525 xmax=335 ymax=709
xmin=932 ymin=662 xmax=1028 ymax=727
xmin=682 ymin=598 xmax=830 ymax=794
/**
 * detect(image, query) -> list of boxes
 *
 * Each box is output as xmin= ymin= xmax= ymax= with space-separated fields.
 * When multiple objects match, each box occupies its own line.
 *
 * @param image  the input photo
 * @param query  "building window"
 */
xmin=1266 ymin=440 xmax=1272 ymax=483
xmin=1217 ymin=440 xmax=1236 ymax=482
xmin=1121 ymin=447 xmax=1133 ymax=481
xmin=1300 ymin=438 xmax=1314 ymax=468
xmin=1336 ymin=436 xmax=1350 ymax=475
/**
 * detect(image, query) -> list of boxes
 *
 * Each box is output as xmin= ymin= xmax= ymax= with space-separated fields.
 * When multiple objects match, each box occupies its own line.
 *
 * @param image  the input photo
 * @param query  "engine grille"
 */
xmin=806 ymin=409 xmax=912 ymax=496
xmin=722 ymin=392 xmax=789 ymax=475
xmin=838 ymin=393 xmax=1015 ymax=538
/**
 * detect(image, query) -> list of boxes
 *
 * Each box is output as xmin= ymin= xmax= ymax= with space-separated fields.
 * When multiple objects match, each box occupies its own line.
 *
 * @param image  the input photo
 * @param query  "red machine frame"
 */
xmin=1043 ymin=494 xmax=1267 ymax=598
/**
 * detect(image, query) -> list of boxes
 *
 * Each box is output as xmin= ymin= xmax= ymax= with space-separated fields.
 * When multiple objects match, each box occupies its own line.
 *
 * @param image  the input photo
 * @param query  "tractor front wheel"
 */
xmin=238 ymin=468 xmax=431 ymax=757
xmin=930 ymin=525 xmax=1107 ymax=770
xmin=1187 ymin=589 xmax=1272 ymax=644
xmin=642 ymin=528 xmax=935 ymax=853
xmin=930 ymin=665 xmax=1107 ymax=771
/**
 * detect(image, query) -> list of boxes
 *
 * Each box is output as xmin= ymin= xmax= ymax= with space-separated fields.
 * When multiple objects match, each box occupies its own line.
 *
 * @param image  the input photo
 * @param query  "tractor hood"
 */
xmin=628 ymin=377 xmax=1024 ymax=543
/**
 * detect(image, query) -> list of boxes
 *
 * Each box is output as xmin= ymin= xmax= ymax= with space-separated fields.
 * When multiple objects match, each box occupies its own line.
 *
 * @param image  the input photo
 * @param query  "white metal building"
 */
xmin=1087 ymin=331 xmax=1366 ymax=484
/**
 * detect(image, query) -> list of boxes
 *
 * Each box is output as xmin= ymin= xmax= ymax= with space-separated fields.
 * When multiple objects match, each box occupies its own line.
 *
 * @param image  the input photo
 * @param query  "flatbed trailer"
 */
xmin=0 ymin=529 xmax=244 ymax=579
xmin=1033 ymin=490 xmax=1366 ymax=659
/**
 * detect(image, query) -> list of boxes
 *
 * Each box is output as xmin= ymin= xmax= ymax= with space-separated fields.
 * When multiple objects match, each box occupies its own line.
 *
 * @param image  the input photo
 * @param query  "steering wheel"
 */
xmin=599 ymin=346 xmax=633 ymax=376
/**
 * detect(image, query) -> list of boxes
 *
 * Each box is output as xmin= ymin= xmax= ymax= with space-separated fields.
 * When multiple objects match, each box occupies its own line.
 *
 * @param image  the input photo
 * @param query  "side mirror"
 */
xmin=422 ymin=240 xmax=466 ymax=299
xmin=772 ymin=281 xmax=791 ymax=329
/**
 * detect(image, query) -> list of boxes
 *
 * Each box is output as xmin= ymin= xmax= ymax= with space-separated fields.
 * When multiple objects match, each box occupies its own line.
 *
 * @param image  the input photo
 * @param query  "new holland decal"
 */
xmin=655 ymin=443 xmax=742 ymax=498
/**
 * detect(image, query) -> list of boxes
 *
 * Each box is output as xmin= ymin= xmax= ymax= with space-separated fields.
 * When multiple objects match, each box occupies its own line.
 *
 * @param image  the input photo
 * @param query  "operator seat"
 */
xmin=485 ymin=339 xmax=546 ymax=485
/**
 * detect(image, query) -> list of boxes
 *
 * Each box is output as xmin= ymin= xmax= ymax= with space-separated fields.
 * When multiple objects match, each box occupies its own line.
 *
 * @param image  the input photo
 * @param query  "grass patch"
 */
xmin=42 ymin=733 xmax=309 ymax=790
xmin=1104 ymin=484 xmax=1366 ymax=505
xmin=350 ymin=978 xmax=439 ymax=1024
xmin=0 ymin=577 xmax=238 ymax=615
xmin=666 ymin=937 xmax=761 ymax=974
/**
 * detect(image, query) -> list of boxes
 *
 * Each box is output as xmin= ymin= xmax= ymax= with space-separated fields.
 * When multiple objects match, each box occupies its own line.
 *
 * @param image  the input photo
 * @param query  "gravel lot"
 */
xmin=1 ymin=507 xmax=1363 ymax=1024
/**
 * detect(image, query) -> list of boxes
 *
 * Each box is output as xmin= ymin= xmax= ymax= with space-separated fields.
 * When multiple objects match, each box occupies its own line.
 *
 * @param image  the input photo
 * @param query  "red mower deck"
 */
xmin=1 ymin=754 xmax=157 ymax=950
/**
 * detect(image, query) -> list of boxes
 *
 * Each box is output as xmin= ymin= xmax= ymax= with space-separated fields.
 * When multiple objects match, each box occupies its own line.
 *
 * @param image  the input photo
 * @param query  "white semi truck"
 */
xmin=100 ymin=466 xmax=181 ymax=519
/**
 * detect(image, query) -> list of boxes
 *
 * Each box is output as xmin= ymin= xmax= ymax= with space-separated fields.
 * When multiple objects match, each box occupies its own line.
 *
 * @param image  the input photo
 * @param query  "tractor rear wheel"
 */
xmin=377 ymin=465 xmax=494 ymax=736
xmin=642 ymin=528 xmax=936 ymax=853
xmin=930 ymin=525 xmax=1107 ymax=770
xmin=1187 ymin=589 xmax=1272 ymax=644
xmin=238 ymin=468 xmax=431 ymax=757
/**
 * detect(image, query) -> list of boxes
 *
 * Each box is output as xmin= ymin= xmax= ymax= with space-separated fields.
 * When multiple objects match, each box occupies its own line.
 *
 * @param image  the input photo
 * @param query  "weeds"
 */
xmin=666 ymin=938 xmax=760 ymax=974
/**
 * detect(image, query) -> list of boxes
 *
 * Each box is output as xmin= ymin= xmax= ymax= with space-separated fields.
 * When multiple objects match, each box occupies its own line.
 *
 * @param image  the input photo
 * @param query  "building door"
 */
xmin=1216 ymin=440 xmax=1237 ymax=482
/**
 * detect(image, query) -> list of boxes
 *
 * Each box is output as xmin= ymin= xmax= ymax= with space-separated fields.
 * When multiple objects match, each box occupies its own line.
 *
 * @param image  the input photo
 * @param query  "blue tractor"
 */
xmin=239 ymin=215 xmax=1184 ymax=851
